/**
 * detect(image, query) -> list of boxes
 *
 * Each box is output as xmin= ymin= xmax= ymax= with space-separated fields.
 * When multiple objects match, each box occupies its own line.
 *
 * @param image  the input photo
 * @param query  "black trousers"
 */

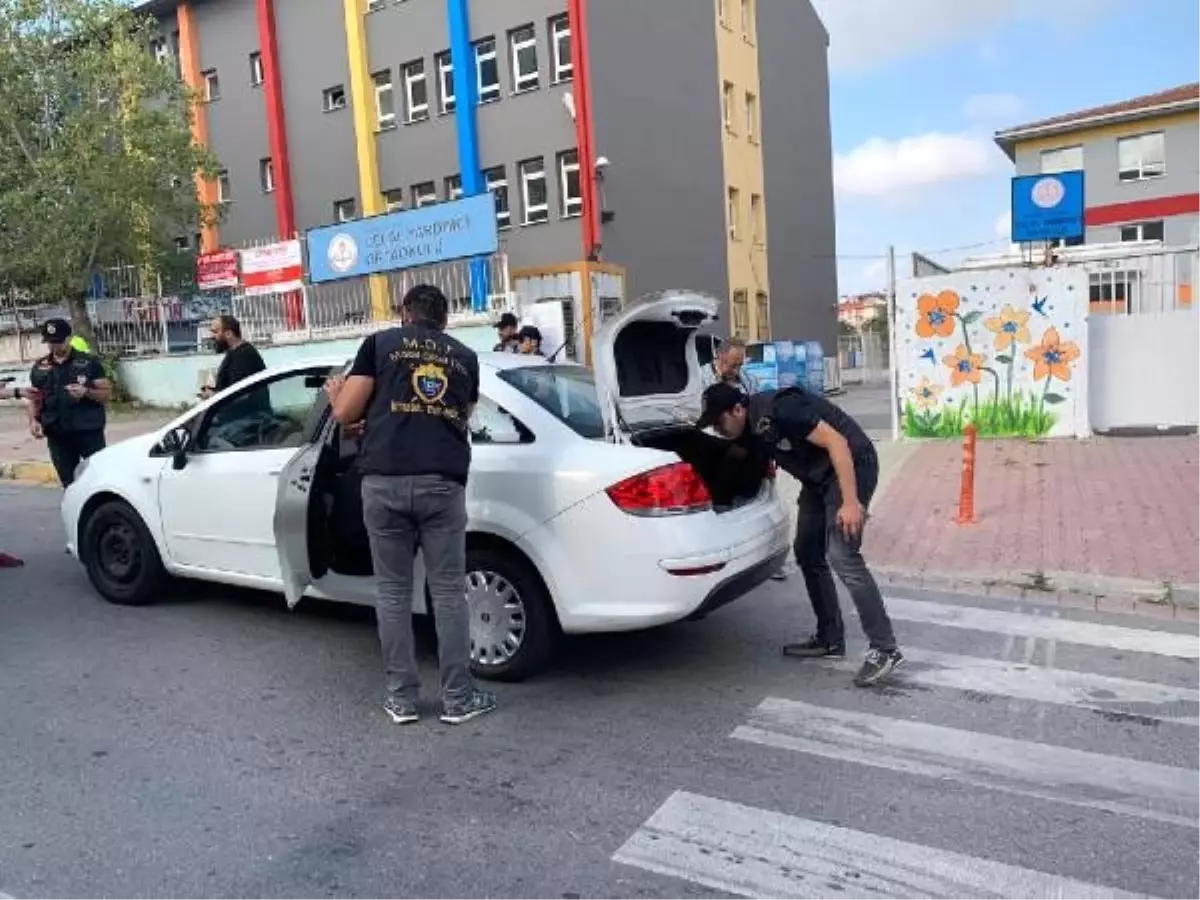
xmin=46 ymin=429 xmax=106 ymax=487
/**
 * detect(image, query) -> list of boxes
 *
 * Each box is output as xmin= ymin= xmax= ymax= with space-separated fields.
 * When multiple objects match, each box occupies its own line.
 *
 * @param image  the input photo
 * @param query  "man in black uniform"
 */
xmin=325 ymin=284 xmax=496 ymax=726
xmin=697 ymin=382 xmax=903 ymax=687
xmin=200 ymin=314 xmax=266 ymax=399
xmin=28 ymin=318 xmax=111 ymax=488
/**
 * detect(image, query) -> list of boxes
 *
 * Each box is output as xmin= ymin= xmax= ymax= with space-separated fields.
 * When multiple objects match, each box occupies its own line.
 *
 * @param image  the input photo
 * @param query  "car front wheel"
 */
xmin=465 ymin=547 xmax=557 ymax=682
xmin=82 ymin=500 xmax=166 ymax=606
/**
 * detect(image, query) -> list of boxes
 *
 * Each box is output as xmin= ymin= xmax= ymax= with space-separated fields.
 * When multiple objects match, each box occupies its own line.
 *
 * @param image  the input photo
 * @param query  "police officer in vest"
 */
xmin=29 ymin=318 xmax=111 ymax=488
xmin=325 ymin=284 xmax=496 ymax=727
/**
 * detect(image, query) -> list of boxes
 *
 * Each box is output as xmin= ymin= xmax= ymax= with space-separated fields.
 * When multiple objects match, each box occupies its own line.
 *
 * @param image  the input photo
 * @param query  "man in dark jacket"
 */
xmin=697 ymin=382 xmax=903 ymax=687
xmin=201 ymin=314 xmax=266 ymax=399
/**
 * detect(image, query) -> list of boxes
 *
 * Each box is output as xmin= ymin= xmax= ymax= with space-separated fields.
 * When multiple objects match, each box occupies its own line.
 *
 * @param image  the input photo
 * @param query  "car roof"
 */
xmin=269 ymin=351 xmax=571 ymax=373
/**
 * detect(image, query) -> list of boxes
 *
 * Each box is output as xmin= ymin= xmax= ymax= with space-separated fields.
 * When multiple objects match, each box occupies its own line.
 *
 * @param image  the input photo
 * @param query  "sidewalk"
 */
xmin=865 ymin=436 xmax=1200 ymax=616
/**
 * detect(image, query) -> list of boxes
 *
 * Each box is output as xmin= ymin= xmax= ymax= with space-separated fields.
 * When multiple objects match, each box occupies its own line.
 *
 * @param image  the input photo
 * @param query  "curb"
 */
xmin=872 ymin=565 xmax=1200 ymax=621
xmin=0 ymin=459 xmax=59 ymax=486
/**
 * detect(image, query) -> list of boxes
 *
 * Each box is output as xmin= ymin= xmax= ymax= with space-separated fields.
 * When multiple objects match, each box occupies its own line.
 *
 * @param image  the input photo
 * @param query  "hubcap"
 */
xmin=97 ymin=521 xmax=141 ymax=584
xmin=466 ymin=569 xmax=526 ymax=667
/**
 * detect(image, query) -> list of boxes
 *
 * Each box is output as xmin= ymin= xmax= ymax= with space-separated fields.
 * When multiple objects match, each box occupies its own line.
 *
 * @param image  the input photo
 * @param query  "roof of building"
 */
xmin=993 ymin=83 xmax=1200 ymax=158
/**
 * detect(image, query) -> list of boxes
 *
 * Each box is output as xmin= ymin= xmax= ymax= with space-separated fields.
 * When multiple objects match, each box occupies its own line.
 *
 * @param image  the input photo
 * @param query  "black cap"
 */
xmin=496 ymin=312 xmax=518 ymax=330
xmin=696 ymin=382 xmax=748 ymax=430
xmin=41 ymin=318 xmax=71 ymax=343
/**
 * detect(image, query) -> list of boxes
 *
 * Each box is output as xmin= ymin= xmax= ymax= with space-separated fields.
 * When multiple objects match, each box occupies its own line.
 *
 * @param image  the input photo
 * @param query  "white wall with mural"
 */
xmin=895 ymin=267 xmax=1090 ymax=439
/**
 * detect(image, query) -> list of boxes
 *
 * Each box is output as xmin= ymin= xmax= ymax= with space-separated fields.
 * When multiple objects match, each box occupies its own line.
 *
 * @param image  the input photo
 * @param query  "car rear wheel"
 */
xmin=82 ymin=500 xmax=166 ymax=606
xmin=465 ymin=547 xmax=557 ymax=682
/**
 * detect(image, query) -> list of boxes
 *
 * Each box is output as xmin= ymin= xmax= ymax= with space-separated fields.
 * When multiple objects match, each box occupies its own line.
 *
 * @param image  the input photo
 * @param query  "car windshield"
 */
xmin=498 ymin=365 xmax=607 ymax=439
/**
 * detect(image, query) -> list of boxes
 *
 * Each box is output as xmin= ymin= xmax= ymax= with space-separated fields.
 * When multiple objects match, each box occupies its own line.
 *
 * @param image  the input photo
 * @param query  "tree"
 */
xmin=0 ymin=0 xmax=220 ymax=347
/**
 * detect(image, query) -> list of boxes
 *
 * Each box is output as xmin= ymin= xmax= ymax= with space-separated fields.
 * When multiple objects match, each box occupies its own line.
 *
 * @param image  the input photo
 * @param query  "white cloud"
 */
xmin=812 ymin=0 xmax=1116 ymax=73
xmin=834 ymin=132 xmax=1000 ymax=197
xmin=994 ymin=210 xmax=1011 ymax=239
xmin=963 ymin=92 xmax=1024 ymax=124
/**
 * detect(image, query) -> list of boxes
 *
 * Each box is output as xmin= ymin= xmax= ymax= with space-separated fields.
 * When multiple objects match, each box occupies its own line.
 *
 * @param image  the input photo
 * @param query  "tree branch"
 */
xmin=2 ymin=115 xmax=36 ymax=166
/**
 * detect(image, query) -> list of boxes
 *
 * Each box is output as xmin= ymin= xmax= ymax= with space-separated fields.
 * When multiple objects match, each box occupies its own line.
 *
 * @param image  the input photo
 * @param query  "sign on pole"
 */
xmin=1010 ymin=170 xmax=1085 ymax=243
xmin=240 ymin=240 xmax=304 ymax=296
xmin=196 ymin=250 xmax=239 ymax=291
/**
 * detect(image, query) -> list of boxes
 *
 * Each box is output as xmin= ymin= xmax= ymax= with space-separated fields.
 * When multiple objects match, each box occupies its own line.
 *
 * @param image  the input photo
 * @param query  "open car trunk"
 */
xmin=631 ymin=424 xmax=769 ymax=512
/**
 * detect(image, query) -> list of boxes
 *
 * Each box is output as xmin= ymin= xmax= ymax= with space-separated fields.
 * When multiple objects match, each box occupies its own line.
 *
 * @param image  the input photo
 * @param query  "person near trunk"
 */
xmin=696 ymin=382 xmax=904 ymax=687
xmin=325 ymin=284 xmax=496 ymax=726
xmin=28 ymin=318 xmax=111 ymax=488
xmin=700 ymin=336 xmax=759 ymax=395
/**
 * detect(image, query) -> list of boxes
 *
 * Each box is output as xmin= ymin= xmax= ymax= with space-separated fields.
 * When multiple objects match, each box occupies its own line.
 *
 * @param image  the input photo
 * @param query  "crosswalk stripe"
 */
xmin=884 ymin=596 xmax=1199 ymax=658
xmin=818 ymin=647 xmax=1199 ymax=725
xmin=731 ymin=697 xmax=1199 ymax=828
xmin=613 ymin=790 xmax=1147 ymax=899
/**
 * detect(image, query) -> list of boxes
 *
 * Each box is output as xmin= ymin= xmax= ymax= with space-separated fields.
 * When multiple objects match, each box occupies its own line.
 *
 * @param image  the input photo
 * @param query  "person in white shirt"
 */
xmin=700 ymin=336 xmax=759 ymax=394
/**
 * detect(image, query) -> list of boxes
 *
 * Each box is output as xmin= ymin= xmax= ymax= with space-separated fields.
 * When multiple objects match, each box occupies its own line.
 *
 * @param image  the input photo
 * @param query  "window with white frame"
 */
xmin=741 ymin=0 xmax=755 ymax=41
xmin=333 ymin=198 xmax=356 ymax=222
xmin=1117 ymin=131 xmax=1165 ymax=181
xmin=727 ymin=186 xmax=740 ymax=239
xmin=1119 ymin=220 xmax=1165 ymax=242
xmin=151 ymin=36 xmax=171 ymax=65
xmin=445 ymin=174 xmax=463 ymax=201
xmin=217 ymin=170 xmax=231 ymax=202
xmin=367 ymin=0 xmax=385 ymax=10
xmin=475 ymin=37 xmax=500 ymax=103
xmin=402 ymin=59 xmax=429 ymax=122
xmin=436 ymin=51 xmax=455 ymax=113
xmin=202 ymin=69 xmax=220 ymax=101
xmin=249 ymin=52 xmax=264 ymax=86
xmin=174 ymin=236 xmax=190 ymax=253
xmin=509 ymin=25 xmax=539 ymax=93
xmin=485 ymin=166 xmax=511 ymax=228
xmin=323 ymin=84 xmax=347 ymax=112
xmin=1040 ymin=145 xmax=1083 ymax=174
xmin=717 ymin=0 xmax=729 ymax=28
xmin=259 ymin=158 xmax=275 ymax=193
xmin=558 ymin=149 xmax=581 ymax=218
xmin=519 ymin=158 xmax=548 ymax=224
xmin=383 ymin=189 xmax=404 ymax=212
xmin=745 ymin=91 xmax=759 ymax=142
xmin=722 ymin=81 xmax=736 ymax=133
xmin=412 ymin=181 xmax=437 ymax=208
xmin=372 ymin=70 xmax=395 ymax=129
xmin=549 ymin=15 xmax=572 ymax=83
xmin=750 ymin=193 xmax=763 ymax=243
xmin=732 ymin=290 xmax=750 ymax=337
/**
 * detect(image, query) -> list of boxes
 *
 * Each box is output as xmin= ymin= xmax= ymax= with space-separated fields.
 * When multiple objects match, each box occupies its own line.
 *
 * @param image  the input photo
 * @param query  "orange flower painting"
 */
xmin=1024 ymin=326 xmax=1081 ymax=382
xmin=915 ymin=290 xmax=960 ymax=338
xmin=942 ymin=344 xmax=985 ymax=386
xmin=983 ymin=304 xmax=1031 ymax=351
xmin=909 ymin=376 xmax=944 ymax=410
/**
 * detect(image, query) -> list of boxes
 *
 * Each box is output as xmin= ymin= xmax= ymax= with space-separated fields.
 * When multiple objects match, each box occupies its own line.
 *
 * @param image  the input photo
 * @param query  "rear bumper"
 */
xmin=687 ymin=546 xmax=788 ymax=620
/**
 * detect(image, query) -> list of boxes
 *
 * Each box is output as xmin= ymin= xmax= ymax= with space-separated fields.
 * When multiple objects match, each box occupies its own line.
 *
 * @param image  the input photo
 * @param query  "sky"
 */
xmin=811 ymin=0 xmax=1200 ymax=296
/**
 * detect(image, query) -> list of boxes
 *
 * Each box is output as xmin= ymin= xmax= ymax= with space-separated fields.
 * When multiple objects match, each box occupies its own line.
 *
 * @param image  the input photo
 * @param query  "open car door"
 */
xmin=273 ymin=439 xmax=323 ymax=609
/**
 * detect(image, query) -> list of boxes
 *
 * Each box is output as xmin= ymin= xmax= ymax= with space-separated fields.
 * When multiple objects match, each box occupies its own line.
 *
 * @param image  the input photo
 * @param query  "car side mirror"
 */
xmin=161 ymin=426 xmax=192 ymax=469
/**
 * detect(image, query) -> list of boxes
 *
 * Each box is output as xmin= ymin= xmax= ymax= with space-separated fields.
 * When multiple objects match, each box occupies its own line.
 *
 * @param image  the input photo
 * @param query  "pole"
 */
xmin=886 ymin=244 xmax=899 ymax=442
xmin=956 ymin=423 xmax=978 ymax=524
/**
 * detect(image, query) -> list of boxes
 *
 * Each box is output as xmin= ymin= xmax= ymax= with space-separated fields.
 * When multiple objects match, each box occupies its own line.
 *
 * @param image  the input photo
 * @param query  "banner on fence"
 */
xmin=241 ymin=240 xmax=304 ymax=296
xmin=196 ymin=250 xmax=239 ymax=291
xmin=305 ymin=193 xmax=499 ymax=284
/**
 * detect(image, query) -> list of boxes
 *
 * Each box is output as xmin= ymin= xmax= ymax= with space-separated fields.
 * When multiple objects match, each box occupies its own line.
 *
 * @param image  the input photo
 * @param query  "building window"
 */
xmin=509 ymin=25 xmax=539 ymax=93
xmin=745 ymin=91 xmax=759 ymax=142
xmin=383 ymin=189 xmax=404 ymax=212
xmin=755 ymin=291 xmax=770 ymax=340
xmin=259 ymin=158 xmax=275 ymax=193
xmin=474 ymin=37 xmax=500 ymax=103
xmin=549 ymin=15 xmax=572 ymax=83
xmin=1039 ymin=145 xmax=1083 ymax=174
xmin=1120 ymin=220 xmax=1165 ymax=243
xmin=741 ymin=0 xmax=755 ymax=41
xmin=750 ymin=193 xmax=763 ymax=244
xmin=412 ymin=181 xmax=437 ymax=208
xmin=402 ymin=59 xmax=429 ymax=122
xmin=519 ymin=158 xmax=549 ymax=224
xmin=216 ymin=170 xmax=231 ymax=203
xmin=732 ymin=290 xmax=750 ymax=338
xmin=367 ymin=0 xmax=385 ymax=10
xmin=323 ymin=85 xmax=347 ymax=112
xmin=445 ymin=174 xmax=463 ymax=201
xmin=558 ymin=149 xmax=581 ymax=218
xmin=249 ymin=52 xmax=264 ymax=86
xmin=1050 ymin=235 xmax=1085 ymax=249
xmin=334 ymin=198 xmax=357 ymax=222
xmin=727 ymin=186 xmax=740 ymax=240
xmin=202 ymin=69 xmax=220 ymax=102
xmin=485 ymin=166 xmax=511 ymax=229
xmin=722 ymin=81 xmax=735 ymax=133
xmin=1117 ymin=131 xmax=1166 ymax=181
xmin=717 ymin=0 xmax=729 ymax=28
xmin=174 ymin=236 xmax=190 ymax=253
xmin=436 ymin=51 xmax=455 ymax=113
xmin=372 ymin=70 xmax=395 ymax=129
xmin=151 ymin=36 xmax=171 ymax=65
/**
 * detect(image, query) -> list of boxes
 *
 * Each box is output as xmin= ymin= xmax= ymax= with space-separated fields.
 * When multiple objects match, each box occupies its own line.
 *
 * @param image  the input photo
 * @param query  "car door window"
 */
xmin=469 ymin=395 xmax=532 ymax=444
xmin=197 ymin=368 xmax=329 ymax=452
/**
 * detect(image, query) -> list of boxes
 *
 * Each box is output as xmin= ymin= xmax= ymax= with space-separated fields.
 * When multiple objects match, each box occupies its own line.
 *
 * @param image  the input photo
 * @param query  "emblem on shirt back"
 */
xmin=412 ymin=363 xmax=448 ymax=404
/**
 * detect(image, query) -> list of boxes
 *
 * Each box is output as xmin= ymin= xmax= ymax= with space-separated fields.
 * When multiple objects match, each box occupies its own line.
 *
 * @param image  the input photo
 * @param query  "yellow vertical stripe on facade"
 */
xmin=341 ymin=0 xmax=391 ymax=320
xmin=714 ymin=0 xmax=770 ymax=340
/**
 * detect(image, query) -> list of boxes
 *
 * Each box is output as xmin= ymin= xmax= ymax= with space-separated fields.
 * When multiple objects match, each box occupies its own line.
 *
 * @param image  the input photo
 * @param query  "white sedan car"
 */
xmin=62 ymin=291 xmax=791 ymax=680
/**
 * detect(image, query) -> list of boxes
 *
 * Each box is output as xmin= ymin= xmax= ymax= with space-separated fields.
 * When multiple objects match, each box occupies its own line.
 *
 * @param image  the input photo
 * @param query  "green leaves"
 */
xmin=995 ymin=354 xmax=1013 ymax=364
xmin=959 ymin=310 xmax=983 ymax=325
xmin=1043 ymin=393 xmax=1066 ymax=405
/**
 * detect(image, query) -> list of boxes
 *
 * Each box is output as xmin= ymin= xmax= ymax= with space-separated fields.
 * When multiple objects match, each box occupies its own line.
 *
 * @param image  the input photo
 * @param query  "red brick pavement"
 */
xmin=867 ymin=437 xmax=1200 ymax=586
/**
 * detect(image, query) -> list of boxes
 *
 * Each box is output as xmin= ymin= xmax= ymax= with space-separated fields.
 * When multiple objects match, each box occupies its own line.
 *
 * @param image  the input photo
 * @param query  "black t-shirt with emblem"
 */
xmin=748 ymin=388 xmax=873 ymax=488
xmin=29 ymin=349 xmax=107 ymax=434
xmin=349 ymin=323 xmax=480 ymax=484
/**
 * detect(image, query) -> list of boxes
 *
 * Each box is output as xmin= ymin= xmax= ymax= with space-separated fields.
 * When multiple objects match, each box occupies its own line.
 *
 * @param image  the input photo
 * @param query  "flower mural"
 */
xmin=984 ymin=304 xmax=1031 ymax=351
xmin=915 ymin=290 xmax=960 ymax=338
xmin=942 ymin=344 xmax=985 ymax=386
xmin=909 ymin=376 xmax=944 ymax=410
xmin=1025 ymin=326 xmax=1081 ymax=382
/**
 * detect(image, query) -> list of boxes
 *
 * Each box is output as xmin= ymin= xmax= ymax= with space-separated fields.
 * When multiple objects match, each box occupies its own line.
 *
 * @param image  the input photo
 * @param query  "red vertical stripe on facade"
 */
xmin=255 ymin=0 xmax=295 ymax=240
xmin=567 ymin=0 xmax=601 ymax=258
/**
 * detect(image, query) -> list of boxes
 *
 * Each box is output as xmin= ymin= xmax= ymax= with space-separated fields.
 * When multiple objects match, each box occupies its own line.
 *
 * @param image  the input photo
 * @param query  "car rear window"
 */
xmin=498 ymin=365 xmax=607 ymax=439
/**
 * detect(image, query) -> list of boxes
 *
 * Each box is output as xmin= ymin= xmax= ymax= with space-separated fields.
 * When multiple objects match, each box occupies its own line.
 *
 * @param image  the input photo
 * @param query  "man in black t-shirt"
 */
xmin=697 ymin=382 xmax=903 ymax=687
xmin=325 ymin=284 xmax=496 ymax=726
xmin=201 ymin=314 xmax=266 ymax=399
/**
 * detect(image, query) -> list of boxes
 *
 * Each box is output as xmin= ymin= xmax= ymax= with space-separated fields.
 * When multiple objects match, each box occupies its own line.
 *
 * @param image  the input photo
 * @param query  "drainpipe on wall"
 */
xmin=567 ymin=0 xmax=601 ymax=261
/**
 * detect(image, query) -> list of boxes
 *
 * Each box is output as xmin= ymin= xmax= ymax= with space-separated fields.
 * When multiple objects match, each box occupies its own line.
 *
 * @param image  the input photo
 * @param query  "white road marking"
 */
xmin=885 ymin=595 xmax=1199 ymax=658
xmin=732 ymin=697 xmax=1199 ymax=828
xmin=818 ymin=647 xmax=1199 ymax=725
xmin=613 ymin=791 xmax=1148 ymax=899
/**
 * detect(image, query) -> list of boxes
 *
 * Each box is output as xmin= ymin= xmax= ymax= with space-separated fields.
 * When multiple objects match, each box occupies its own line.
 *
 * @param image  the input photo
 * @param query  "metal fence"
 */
xmin=837 ymin=330 xmax=888 ymax=386
xmin=1080 ymin=245 xmax=1197 ymax=316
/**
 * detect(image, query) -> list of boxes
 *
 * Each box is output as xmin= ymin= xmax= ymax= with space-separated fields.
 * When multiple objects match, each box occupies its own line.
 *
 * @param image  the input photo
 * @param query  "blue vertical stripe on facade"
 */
xmin=447 ymin=0 xmax=490 ymax=312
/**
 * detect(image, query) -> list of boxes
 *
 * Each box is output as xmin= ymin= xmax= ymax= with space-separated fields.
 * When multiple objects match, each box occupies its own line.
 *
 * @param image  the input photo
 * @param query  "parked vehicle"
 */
xmin=61 ymin=291 xmax=790 ymax=679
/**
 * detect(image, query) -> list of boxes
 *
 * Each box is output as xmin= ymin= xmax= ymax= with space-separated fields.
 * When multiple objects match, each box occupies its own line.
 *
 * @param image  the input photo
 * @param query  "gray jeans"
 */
xmin=361 ymin=473 xmax=474 ymax=703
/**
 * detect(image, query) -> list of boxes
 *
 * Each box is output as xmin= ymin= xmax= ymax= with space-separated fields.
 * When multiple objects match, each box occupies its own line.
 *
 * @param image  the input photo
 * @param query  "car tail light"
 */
xmin=606 ymin=462 xmax=713 ymax=516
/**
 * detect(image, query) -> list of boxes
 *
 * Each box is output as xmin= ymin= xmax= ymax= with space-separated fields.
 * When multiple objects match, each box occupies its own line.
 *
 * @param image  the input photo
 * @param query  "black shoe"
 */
xmin=782 ymin=635 xmax=846 ymax=658
xmin=440 ymin=689 xmax=497 ymax=725
xmin=854 ymin=649 xmax=904 ymax=687
xmin=769 ymin=571 xmax=788 ymax=581
xmin=383 ymin=695 xmax=420 ymax=725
